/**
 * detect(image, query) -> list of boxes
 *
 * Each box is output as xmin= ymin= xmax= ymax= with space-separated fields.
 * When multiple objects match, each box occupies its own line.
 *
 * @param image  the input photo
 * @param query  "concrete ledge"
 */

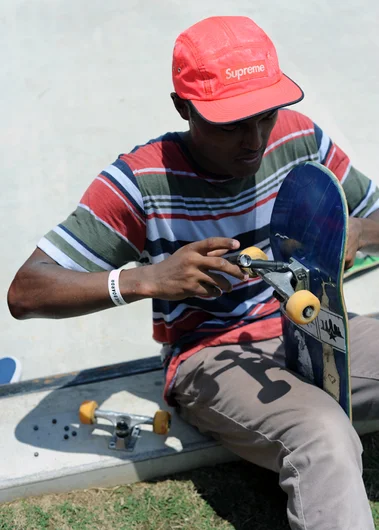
xmin=1 ymin=442 xmax=236 ymax=504
xmin=0 ymin=355 xmax=163 ymax=398
xmin=0 ymin=369 xmax=237 ymax=504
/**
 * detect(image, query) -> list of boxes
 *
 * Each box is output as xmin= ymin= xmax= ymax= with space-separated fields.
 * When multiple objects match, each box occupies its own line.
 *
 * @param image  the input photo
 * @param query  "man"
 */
xmin=7 ymin=16 xmax=379 ymax=530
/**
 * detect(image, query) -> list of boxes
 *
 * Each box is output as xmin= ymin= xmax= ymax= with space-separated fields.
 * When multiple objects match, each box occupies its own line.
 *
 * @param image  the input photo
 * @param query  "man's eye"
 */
xmin=262 ymin=110 xmax=278 ymax=121
xmin=220 ymin=125 xmax=238 ymax=132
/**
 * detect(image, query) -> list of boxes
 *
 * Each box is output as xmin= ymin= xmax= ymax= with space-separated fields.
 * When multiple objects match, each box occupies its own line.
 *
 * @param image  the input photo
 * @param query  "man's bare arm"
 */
xmin=7 ymin=248 xmax=149 ymax=320
xmin=7 ymin=238 xmax=247 ymax=320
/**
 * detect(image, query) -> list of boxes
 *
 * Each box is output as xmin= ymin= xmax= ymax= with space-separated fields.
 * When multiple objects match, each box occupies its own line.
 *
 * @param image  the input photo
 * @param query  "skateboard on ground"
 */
xmin=236 ymin=162 xmax=351 ymax=418
xmin=79 ymin=400 xmax=171 ymax=451
xmin=344 ymin=252 xmax=379 ymax=280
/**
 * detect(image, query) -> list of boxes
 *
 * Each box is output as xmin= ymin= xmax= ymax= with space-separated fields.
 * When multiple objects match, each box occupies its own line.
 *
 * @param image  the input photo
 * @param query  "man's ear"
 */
xmin=171 ymin=93 xmax=190 ymax=121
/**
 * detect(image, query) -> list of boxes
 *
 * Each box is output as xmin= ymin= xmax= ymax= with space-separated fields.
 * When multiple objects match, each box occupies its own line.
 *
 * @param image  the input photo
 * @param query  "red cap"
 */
xmin=172 ymin=16 xmax=304 ymax=124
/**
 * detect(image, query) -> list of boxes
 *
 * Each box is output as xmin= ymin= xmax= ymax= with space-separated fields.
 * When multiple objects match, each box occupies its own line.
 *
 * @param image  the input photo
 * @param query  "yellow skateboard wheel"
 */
xmin=79 ymin=400 xmax=98 ymax=424
xmin=239 ymin=246 xmax=268 ymax=278
xmin=286 ymin=290 xmax=320 ymax=325
xmin=153 ymin=410 xmax=171 ymax=435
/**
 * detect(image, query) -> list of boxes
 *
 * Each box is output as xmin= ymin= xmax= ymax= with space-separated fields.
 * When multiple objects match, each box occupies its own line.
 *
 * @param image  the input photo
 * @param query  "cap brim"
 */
xmin=190 ymin=74 xmax=304 ymax=124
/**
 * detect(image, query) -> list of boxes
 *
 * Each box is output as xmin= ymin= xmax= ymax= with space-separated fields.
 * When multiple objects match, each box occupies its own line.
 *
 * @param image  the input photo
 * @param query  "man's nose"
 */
xmin=241 ymin=123 xmax=262 ymax=151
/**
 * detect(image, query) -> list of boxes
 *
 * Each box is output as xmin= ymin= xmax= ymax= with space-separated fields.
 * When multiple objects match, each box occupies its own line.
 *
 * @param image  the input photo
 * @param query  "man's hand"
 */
xmin=138 ymin=237 xmax=248 ymax=300
xmin=346 ymin=217 xmax=362 ymax=269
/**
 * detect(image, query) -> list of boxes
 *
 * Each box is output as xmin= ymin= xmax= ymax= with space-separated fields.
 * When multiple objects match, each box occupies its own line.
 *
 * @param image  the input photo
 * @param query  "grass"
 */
xmin=1 ymin=432 xmax=379 ymax=529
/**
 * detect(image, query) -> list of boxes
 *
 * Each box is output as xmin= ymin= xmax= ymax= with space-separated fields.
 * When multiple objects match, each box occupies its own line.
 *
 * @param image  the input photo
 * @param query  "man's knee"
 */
xmin=287 ymin=406 xmax=363 ymax=472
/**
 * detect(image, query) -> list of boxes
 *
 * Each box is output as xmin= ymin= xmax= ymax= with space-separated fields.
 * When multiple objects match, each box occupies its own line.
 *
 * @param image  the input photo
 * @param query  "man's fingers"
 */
xmin=200 ymin=255 xmax=247 ymax=281
xmin=207 ymin=248 xmax=234 ymax=257
xmin=344 ymin=255 xmax=355 ymax=270
xmin=198 ymin=282 xmax=223 ymax=298
xmin=193 ymin=237 xmax=240 ymax=255
xmin=205 ymin=271 xmax=233 ymax=292
xmin=195 ymin=270 xmax=233 ymax=297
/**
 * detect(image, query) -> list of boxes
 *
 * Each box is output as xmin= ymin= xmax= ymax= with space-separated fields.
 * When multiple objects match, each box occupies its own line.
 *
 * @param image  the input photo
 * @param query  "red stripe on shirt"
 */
xmin=123 ymin=140 xmax=195 ymax=174
xmin=81 ymin=179 xmax=146 ymax=251
xmin=153 ymin=309 xmax=213 ymax=344
xmin=269 ymin=110 xmax=314 ymax=145
xmin=327 ymin=144 xmax=350 ymax=182
xmin=264 ymin=130 xmax=314 ymax=157
xmin=146 ymin=192 xmax=277 ymax=222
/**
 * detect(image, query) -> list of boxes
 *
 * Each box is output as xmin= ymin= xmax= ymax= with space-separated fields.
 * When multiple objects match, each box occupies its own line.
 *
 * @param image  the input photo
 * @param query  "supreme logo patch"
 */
xmin=221 ymin=60 xmax=268 ymax=85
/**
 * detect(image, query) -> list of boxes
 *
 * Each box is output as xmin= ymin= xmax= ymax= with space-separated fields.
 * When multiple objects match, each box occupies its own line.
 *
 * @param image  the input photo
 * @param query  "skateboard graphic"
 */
xmin=236 ymin=162 xmax=351 ymax=418
xmin=79 ymin=400 xmax=171 ymax=451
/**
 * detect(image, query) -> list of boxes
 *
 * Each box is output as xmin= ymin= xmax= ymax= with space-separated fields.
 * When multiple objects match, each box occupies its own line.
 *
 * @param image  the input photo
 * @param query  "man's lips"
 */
xmin=235 ymin=151 xmax=262 ymax=163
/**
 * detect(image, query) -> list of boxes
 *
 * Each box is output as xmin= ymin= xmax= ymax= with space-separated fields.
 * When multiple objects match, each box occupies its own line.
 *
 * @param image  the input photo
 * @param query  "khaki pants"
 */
xmin=172 ymin=316 xmax=379 ymax=530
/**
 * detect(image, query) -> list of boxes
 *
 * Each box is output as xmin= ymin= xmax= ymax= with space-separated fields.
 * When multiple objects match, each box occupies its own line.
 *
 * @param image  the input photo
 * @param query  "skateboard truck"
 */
xmin=231 ymin=247 xmax=321 ymax=325
xmin=236 ymin=253 xmax=309 ymax=301
xmin=79 ymin=400 xmax=171 ymax=452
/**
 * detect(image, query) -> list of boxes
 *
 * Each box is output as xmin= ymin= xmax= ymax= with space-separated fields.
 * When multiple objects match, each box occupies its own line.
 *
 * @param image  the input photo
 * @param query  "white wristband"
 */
xmin=108 ymin=269 xmax=127 ymax=306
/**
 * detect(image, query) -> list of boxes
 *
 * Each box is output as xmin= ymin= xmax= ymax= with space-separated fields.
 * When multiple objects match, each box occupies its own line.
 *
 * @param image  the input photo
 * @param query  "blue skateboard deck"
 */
xmin=270 ymin=162 xmax=351 ymax=418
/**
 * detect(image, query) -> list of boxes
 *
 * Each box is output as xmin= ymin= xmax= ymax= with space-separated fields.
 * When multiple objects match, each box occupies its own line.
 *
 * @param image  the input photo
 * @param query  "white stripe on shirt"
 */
xmin=37 ymin=237 xmax=88 ymax=272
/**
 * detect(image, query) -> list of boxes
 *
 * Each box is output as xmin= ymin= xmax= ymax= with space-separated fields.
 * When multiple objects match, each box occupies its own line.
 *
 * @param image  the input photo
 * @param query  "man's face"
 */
xmin=173 ymin=95 xmax=279 ymax=178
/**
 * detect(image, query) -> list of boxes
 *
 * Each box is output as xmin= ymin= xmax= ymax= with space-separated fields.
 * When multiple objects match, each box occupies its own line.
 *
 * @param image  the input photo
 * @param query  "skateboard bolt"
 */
xmin=238 ymin=255 xmax=252 ymax=268
xmin=72 ymin=431 xmax=77 ymax=437
xmin=64 ymin=426 xmax=70 ymax=431
xmin=116 ymin=421 xmax=129 ymax=438
xmin=64 ymin=434 xmax=69 ymax=440
xmin=33 ymin=425 xmax=39 ymax=431
xmin=52 ymin=419 xmax=57 ymax=424
xmin=34 ymin=452 xmax=39 ymax=457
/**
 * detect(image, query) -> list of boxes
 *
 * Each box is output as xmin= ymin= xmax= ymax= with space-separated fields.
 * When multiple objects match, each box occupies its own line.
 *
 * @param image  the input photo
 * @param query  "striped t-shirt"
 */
xmin=38 ymin=109 xmax=379 ymax=403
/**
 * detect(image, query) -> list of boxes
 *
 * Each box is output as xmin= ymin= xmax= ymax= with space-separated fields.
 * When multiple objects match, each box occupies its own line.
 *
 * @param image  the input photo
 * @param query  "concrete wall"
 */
xmin=1 ymin=1 xmax=378 ymax=378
